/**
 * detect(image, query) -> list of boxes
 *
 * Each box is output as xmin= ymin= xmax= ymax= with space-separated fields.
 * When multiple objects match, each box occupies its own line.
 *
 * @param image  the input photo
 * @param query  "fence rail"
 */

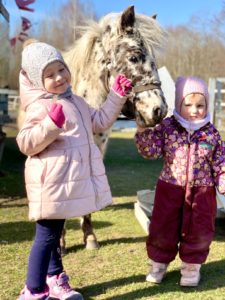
xmin=8 ymin=95 xmax=20 ymax=110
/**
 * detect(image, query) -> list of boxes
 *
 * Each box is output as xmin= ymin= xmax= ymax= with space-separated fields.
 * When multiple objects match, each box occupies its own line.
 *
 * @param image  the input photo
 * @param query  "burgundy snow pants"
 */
xmin=146 ymin=179 xmax=217 ymax=264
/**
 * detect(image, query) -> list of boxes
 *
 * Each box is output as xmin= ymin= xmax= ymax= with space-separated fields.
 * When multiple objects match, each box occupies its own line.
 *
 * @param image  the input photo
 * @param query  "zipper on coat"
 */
xmin=71 ymin=101 xmax=99 ymax=205
xmin=183 ymin=138 xmax=193 ymax=237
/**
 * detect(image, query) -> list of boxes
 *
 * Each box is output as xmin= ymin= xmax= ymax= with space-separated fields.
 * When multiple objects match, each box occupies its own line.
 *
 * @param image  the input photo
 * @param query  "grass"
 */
xmin=1 ymin=126 xmax=225 ymax=299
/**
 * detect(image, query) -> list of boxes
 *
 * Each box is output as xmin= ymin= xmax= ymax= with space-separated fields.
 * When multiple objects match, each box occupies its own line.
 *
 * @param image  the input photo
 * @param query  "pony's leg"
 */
xmin=80 ymin=214 xmax=99 ymax=249
xmin=60 ymin=227 xmax=67 ymax=256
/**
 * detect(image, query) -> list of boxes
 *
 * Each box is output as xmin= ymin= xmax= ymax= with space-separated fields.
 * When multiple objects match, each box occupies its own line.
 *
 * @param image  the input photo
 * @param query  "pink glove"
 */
xmin=48 ymin=103 xmax=65 ymax=128
xmin=112 ymin=74 xmax=132 ymax=97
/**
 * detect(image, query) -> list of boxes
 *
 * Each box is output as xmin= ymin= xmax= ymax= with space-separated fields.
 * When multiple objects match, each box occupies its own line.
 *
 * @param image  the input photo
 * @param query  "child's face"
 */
xmin=180 ymin=93 xmax=207 ymax=121
xmin=43 ymin=61 xmax=71 ymax=94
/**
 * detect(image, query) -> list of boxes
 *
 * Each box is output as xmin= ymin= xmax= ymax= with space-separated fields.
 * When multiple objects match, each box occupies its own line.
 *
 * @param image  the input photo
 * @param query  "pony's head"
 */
xmin=64 ymin=5 xmax=168 ymax=127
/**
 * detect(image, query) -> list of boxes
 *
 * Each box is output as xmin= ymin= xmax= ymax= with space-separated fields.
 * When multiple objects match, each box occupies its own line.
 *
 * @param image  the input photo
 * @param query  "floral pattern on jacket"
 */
xmin=135 ymin=116 xmax=225 ymax=193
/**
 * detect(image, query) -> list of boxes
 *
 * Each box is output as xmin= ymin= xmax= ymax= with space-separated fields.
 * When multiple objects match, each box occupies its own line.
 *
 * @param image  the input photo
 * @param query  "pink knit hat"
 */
xmin=175 ymin=76 xmax=209 ymax=113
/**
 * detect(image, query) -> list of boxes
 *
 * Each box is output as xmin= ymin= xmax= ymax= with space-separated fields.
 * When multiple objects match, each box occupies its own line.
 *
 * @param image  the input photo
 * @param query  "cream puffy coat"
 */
xmin=17 ymin=72 xmax=126 ymax=221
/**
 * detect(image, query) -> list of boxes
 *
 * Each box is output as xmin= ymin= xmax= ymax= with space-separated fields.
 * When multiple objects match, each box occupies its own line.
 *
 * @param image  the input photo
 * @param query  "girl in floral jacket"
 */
xmin=135 ymin=76 xmax=225 ymax=287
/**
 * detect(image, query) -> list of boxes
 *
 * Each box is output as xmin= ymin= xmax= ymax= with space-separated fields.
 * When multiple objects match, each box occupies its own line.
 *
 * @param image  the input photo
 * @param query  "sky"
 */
xmin=2 ymin=0 xmax=225 ymax=36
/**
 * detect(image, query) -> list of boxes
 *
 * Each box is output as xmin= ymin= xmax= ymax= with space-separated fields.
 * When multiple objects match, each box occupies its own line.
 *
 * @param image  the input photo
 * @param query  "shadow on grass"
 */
xmin=65 ymin=219 xmax=112 ymax=231
xmin=0 ymin=219 xmax=114 ymax=245
xmin=108 ymin=202 xmax=133 ymax=211
xmin=65 ymin=235 xmax=146 ymax=255
xmin=0 ymin=221 xmax=35 ymax=244
xmin=0 ymin=136 xmax=26 ymax=199
xmin=0 ymin=198 xmax=27 ymax=208
xmin=1 ymin=213 xmax=224 ymax=246
xmin=99 ymin=236 xmax=146 ymax=247
xmin=81 ymin=259 xmax=225 ymax=300
xmin=214 ymin=218 xmax=225 ymax=241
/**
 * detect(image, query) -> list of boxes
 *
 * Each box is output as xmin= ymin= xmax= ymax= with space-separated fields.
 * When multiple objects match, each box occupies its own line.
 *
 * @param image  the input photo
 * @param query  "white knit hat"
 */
xmin=21 ymin=42 xmax=69 ymax=89
xmin=175 ymin=76 xmax=209 ymax=113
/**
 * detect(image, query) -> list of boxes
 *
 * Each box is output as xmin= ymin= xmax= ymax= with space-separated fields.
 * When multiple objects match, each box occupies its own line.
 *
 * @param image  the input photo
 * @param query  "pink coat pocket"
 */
xmin=25 ymin=156 xmax=45 ymax=185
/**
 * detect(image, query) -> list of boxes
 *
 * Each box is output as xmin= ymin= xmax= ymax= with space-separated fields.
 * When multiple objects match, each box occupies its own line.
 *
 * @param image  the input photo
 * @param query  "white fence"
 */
xmin=208 ymin=77 xmax=225 ymax=130
xmin=8 ymin=95 xmax=20 ymax=110
xmin=0 ymin=89 xmax=19 ymax=110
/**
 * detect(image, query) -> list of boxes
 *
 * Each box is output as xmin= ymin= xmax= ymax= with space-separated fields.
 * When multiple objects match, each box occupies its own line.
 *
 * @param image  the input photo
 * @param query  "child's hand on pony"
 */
xmin=48 ymin=103 xmax=65 ymax=128
xmin=112 ymin=74 xmax=132 ymax=97
xmin=136 ymin=125 xmax=146 ymax=132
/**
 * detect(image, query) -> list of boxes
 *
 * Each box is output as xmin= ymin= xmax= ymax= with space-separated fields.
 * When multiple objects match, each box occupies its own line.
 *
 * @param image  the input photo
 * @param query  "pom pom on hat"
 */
xmin=175 ymin=76 xmax=209 ymax=113
xmin=21 ymin=42 xmax=69 ymax=89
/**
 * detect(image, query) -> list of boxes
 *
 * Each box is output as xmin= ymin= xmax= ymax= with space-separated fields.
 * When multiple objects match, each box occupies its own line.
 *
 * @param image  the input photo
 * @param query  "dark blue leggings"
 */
xmin=26 ymin=219 xmax=65 ymax=293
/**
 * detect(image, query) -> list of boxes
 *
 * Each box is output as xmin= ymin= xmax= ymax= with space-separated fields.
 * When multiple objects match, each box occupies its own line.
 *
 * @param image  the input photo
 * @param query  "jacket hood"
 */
xmin=19 ymin=70 xmax=48 ymax=111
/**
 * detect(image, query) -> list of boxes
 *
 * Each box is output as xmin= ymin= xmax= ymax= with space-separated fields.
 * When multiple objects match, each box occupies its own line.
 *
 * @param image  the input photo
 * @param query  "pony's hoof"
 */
xmin=85 ymin=235 xmax=99 ymax=250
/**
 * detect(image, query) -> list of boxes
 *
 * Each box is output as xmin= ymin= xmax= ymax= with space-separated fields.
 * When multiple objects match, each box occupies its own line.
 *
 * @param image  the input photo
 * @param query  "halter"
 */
xmin=103 ymin=67 xmax=161 ymax=95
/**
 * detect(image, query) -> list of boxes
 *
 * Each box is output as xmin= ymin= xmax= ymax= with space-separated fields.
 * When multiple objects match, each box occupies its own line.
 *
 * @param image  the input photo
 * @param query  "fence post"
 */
xmin=208 ymin=78 xmax=216 ymax=124
xmin=0 ymin=125 xmax=6 ymax=171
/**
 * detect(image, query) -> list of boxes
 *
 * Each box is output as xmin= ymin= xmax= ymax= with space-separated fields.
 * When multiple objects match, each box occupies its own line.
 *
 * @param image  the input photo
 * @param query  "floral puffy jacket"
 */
xmin=135 ymin=116 xmax=225 ymax=193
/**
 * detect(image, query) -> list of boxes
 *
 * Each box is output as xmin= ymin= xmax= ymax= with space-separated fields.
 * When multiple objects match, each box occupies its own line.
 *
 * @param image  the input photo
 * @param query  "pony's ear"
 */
xmin=151 ymin=14 xmax=157 ymax=19
xmin=120 ymin=5 xmax=135 ymax=33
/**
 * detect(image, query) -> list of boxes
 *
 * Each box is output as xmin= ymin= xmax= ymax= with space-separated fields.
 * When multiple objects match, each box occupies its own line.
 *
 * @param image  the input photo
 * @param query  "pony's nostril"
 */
xmin=153 ymin=106 xmax=161 ymax=118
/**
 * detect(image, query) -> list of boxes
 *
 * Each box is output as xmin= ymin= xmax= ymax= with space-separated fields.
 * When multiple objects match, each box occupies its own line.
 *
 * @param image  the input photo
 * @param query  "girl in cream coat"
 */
xmin=17 ymin=41 xmax=132 ymax=300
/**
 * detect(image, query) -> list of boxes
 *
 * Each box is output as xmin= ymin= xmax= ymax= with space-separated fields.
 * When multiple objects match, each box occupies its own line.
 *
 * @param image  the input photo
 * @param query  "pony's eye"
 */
xmin=129 ymin=56 xmax=139 ymax=63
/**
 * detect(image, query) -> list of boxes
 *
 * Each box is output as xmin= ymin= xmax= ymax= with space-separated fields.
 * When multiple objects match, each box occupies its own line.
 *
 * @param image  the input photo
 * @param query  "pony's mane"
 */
xmin=64 ymin=21 xmax=101 ymax=74
xmin=64 ymin=12 xmax=166 ymax=88
xmin=99 ymin=12 xmax=166 ymax=51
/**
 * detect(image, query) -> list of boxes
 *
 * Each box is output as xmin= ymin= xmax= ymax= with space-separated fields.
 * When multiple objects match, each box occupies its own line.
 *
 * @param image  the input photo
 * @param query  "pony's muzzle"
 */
xmin=135 ymin=104 xmax=166 ymax=128
xmin=153 ymin=106 xmax=161 ymax=119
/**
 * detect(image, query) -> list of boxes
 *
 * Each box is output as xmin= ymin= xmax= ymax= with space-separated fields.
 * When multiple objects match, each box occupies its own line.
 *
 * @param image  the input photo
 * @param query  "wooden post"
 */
xmin=0 ymin=125 xmax=6 ymax=170
xmin=0 ymin=0 xmax=9 ymax=172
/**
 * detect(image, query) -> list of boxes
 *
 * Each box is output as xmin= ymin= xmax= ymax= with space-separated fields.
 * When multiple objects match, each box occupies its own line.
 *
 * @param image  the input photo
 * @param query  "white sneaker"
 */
xmin=146 ymin=261 xmax=168 ymax=283
xmin=180 ymin=262 xmax=201 ymax=287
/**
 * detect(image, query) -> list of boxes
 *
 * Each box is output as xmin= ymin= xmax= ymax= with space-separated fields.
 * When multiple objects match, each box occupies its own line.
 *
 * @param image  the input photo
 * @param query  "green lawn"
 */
xmin=1 ymin=127 xmax=225 ymax=300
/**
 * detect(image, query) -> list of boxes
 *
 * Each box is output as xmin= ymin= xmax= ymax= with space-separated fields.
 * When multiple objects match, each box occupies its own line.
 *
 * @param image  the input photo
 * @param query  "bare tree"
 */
xmin=37 ymin=0 xmax=96 ymax=50
xmin=7 ymin=1 xmax=225 ymax=89
xmin=158 ymin=24 xmax=225 ymax=82
xmin=7 ymin=0 xmax=96 ymax=89
xmin=210 ymin=1 xmax=225 ymax=42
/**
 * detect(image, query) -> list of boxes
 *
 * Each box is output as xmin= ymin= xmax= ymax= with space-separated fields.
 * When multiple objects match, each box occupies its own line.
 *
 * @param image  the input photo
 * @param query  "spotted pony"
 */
xmin=60 ymin=5 xmax=168 ymax=252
